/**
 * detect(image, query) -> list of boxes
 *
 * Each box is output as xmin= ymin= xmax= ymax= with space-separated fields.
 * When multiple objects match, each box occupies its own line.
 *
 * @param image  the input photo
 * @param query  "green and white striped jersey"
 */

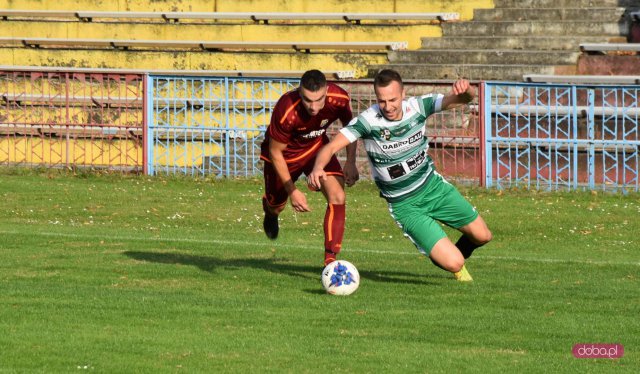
xmin=340 ymin=94 xmax=443 ymax=201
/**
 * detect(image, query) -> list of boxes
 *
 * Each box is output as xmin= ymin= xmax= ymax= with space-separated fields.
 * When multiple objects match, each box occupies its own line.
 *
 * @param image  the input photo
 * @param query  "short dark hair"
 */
xmin=300 ymin=70 xmax=327 ymax=91
xmin=374 ymin=69 xmax=403 ymax=89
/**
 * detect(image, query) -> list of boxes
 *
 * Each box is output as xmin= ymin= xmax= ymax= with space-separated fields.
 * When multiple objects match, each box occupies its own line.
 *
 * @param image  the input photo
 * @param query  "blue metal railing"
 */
xmin=146 ymin=76 xmax=297 ymax=177
xmin=3 ymin=67 xmax=637 ymax=193
xmin=484 ymin=82 xmax=640 ymax=192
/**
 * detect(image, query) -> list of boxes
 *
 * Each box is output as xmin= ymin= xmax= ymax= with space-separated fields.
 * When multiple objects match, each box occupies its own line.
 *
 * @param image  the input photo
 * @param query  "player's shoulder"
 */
xmin=327 ymin=82 xmax=348 ymax=94
xmin=350 ymin=105 xmax=383 ymax=127
xmin=275 ymin=88 xmax=300 ymax=106
xmin=410 ymin=93 xmax=443 ymax=113
xmin=326 ymin=83 xmax=350 ymax=104
xmin=270 ymin=89 xmax=300 ymax=127
xmin=410 ymin=93 xmax=442 ymax=106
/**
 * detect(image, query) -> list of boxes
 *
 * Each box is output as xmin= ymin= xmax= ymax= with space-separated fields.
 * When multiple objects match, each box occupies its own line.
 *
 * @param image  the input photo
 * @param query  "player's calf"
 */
xmin=262 ymin=197 xmax=280 ymax=240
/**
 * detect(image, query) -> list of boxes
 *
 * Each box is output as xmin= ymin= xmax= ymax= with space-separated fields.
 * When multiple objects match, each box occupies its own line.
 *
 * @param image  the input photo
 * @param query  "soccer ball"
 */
xmin=321 ymin=260 xmax=360 ymax=296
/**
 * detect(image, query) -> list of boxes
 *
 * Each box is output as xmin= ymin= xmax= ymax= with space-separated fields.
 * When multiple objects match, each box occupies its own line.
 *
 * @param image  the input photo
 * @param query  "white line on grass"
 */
xmin=2 ymin=229 xmax=638 ymax=267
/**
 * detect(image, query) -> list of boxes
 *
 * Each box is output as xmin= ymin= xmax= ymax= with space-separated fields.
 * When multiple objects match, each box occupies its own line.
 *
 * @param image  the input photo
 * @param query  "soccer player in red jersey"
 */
xmin=260 ymin=69 xmax=359 ymax=266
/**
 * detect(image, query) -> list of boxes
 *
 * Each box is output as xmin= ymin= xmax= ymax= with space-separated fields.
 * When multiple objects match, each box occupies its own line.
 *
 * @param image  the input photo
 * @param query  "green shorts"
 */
xmin=387 ymin=173 xmax=478 ymax=256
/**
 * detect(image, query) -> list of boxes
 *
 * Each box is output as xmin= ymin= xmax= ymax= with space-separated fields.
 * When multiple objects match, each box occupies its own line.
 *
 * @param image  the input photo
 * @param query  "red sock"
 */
xmin=324 ymin=203 xmax=345 ymax=256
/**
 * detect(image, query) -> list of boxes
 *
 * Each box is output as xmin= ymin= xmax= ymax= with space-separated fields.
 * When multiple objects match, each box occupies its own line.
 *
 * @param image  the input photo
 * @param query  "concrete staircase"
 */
xmin=372 ymin=0 xmax=638 ymax=81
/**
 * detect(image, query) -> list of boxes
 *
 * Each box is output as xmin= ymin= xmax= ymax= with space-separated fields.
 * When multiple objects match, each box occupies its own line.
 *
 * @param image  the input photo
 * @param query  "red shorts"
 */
xmin=263 ymin=153 xmax=343 ymax=209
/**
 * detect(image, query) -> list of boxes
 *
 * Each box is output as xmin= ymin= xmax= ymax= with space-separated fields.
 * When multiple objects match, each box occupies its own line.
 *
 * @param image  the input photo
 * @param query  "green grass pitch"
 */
xmin=0 ymin=168 xmax=638 ymax=372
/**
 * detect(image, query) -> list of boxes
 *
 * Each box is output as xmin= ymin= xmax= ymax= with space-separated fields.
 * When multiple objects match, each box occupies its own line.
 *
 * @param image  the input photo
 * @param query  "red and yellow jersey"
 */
xmin=260 ymin=83 xmax=352 ymax=163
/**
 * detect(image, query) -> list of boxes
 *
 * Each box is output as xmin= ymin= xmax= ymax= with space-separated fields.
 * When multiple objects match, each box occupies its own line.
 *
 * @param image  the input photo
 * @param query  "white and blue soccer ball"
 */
xmin=321 ymin=260 xmax=360 ymax=295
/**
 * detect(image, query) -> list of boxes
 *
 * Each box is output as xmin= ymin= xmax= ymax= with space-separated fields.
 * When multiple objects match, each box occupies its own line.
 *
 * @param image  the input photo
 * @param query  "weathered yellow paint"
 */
xmin=0 ymin=0 xmax=494 ymax=20
xmin=0 ymin=137 xmax=143 ymax=165
xmin=0 ymin=21 xmax=441 ymax=50
xmin=0 ymin=137 xmax=230 ymax=167
xmin=2 ymin=78 xmax=287 ymax=104
xmin=1 ymin=108 xmax=144 ymax=128
xmin=2 ymin=48 xmax=389 ymax=78
xmin=2 ymin=76 xmax=280 ymax=132
xmin=3 ymin=107 xmax=266 ymax=132
xmin=165 ymin=112 xmax=263 ymax=126
xmin=154 ymin=141 xmax=223 ymax=167
xmin=0 ymin=0 xmax=496 ymax=78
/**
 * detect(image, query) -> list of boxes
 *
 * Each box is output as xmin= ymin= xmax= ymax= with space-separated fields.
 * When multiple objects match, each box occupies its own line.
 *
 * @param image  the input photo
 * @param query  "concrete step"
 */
xmin=381 ymin=0 xmax=638 ymax=82
xmin=0 ymin=47 xmax=389 ymax=77
xmin=441 ymin=20 xmax=628 ymax=37
xmin=473 ymin=7 xmax=627 ymax=22
xmin=388 ymin=49 xmax=579 ymax=65
xmin=368 ymin=63 xmax=562 ymax=81
xmin=493 ymin=0 xmax=637 ymax=8
xmin=420 ymin=36 xmax=624 ymax=51
xmin=0 ymin=20 xmax=437 ymax=50
xmin=0 ymin=0 xmax=493 ymax=19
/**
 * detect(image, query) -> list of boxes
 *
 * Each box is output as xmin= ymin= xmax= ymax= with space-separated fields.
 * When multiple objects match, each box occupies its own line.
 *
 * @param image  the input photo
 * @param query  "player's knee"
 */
xmin=444 ymin=257 xmax=465 ymax=273
xmin=326 ymin=189 xmax=345 ymax=205
xmin=476 ymin=229 xmax=492 ymax=245
xmin=435 ymin=255 xmax=464 ymax=273
xmin=269 ymin=205 xmax=285 ymax=216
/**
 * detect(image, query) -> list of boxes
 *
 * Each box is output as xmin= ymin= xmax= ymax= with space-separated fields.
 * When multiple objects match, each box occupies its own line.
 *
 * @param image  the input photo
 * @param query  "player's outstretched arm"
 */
xmin=269 ymin=138 xmax=311 ymax=212
xmin=441 ymin=79 xmax=475 ymax=110
xmin=309 ymin=133 xmax=351 ymax=190
xmin=343 ymin=141 xmax=360 ymax=187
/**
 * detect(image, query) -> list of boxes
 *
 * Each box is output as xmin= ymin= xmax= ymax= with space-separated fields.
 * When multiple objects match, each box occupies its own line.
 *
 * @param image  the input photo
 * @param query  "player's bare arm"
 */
xmin=343 ymin=141 xmax=359 ymax=187
xmin=268 ymin=138 xmax=311 ymax=212
xmin=309 ymin=133 xmax=352 ymax=190
xmin=441 ymin=79 xmax=475 ymax=110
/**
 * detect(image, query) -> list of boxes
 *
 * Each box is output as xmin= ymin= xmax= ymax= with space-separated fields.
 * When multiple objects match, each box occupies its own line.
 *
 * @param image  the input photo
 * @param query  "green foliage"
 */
xmin=0 ymin=169 xmax=638 ymax=373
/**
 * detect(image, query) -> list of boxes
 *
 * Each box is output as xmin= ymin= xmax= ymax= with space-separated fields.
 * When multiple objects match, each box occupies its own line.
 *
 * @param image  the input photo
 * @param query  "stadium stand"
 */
xmin=0 ymin=0 xmax=489 ymax=76
xmin=376 ymin=0 xmax=638 ymax=81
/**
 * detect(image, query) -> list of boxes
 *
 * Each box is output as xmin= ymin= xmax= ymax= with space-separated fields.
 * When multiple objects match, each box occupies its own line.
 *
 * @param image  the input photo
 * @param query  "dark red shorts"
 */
xmin=262 ymin=153 xmax=343 ymax=209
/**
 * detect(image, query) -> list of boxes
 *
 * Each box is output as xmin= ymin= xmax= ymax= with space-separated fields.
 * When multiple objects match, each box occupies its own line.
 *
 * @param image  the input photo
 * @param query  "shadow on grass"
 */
xmin=123 ymin=250 xmax=441 ymax=286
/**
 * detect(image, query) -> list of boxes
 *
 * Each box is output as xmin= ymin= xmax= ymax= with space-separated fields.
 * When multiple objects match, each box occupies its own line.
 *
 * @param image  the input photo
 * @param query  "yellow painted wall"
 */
xmin=1 ymin=21 xmax=441 ymax=50
xmin=0 ymin=0 xmax=498 ymax=169
xmin=154 ymin=141 xmax=222 ymax=167
xmin=2 ymin=48 xmax=389 ymax=78
xmin=0 ymin=137 xmax=229 ymax=167
xmin=0 ymin=0 xmax=496 ymax=75
xmin=1 ymin=107 xmax=144 ymax=127
xmin=0 ymin=137 xmax=142 ymax=165
xmin=3 ymin=108 xmax=266 ymax=133
xmin=0 ymin=0 xmax=494 ymax=20
xmin=157 ymin=111 xmax=266 ymax=128
xmin=2 ymin=77 xmax=278 ymax=131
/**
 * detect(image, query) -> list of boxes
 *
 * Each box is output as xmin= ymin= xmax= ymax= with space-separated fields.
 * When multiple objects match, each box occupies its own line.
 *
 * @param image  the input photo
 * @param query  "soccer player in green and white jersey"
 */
xmin=308 ymin=69 xmax=492 ymax=281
